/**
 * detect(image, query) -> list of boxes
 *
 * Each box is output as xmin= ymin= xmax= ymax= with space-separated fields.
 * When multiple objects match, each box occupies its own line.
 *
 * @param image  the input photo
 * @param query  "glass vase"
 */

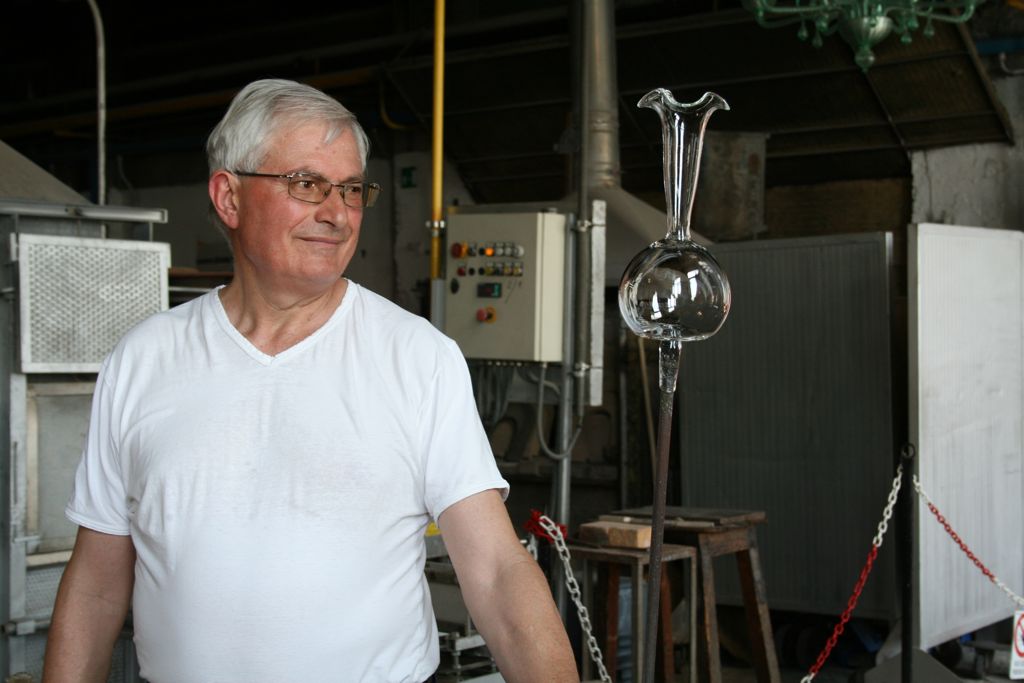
xmin=618 ymin=88 xmax=732 ymax=390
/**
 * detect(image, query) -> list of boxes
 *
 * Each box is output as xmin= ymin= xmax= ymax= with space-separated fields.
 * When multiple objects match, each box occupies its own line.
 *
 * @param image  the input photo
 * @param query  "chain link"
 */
xmin=913 ymin=475 xmax=1024 ymax=609
xmin=872 ymin=462 xmax=904 ymax=548
xmin=800 ymin=463 xmax=1024 ymax=683
xmin=536 ymin=515 xmax=613 ymax=683
xmin=799 ymin=462 xmax=905 ymax=683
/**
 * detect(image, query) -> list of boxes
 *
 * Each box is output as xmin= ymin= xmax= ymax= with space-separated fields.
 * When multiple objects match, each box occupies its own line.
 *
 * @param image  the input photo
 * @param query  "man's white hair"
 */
xmin=207 ymin=78 xmax=369 ymax=173
xmin=206 ymin=79 xmax=371 ymax=240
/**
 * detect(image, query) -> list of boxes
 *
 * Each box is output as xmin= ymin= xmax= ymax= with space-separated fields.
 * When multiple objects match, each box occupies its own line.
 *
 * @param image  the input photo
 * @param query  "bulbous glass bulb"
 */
xmin=619 ymin=238 xmax=731 ymax=342
xmin=618 ymin=89 xmax=732 ymax=348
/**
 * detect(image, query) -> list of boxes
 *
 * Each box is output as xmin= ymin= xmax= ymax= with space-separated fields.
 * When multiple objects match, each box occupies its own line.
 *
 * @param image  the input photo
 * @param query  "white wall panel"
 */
xmin=910 ymin=222 xmax=1024 ymax=648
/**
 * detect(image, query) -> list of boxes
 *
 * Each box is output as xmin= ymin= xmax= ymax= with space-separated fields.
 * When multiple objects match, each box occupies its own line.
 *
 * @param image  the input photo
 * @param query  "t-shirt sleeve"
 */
xmin=421 ymin=337 xmax=509 ymax=520
xmin=65 ymin=357 xmax=132 ymax=535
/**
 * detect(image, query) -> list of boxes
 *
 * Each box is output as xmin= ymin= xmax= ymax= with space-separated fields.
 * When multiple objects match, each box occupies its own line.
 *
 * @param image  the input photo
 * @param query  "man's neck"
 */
xmin=218 ymin=276 xmax=349 ymax=356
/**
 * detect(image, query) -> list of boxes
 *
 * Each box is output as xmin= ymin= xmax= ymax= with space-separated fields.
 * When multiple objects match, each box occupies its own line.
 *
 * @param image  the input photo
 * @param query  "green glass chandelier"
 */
xmin=744 ymin=0 xmax=985 ymax=70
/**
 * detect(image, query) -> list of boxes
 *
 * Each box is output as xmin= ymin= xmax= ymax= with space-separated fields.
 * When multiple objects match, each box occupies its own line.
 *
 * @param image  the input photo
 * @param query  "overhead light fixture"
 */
xmin=743 ymin=0 xmax=985 ymax=71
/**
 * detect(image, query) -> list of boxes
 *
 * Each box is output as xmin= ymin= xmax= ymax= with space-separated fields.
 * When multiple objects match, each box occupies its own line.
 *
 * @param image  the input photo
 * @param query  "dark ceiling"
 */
xmin=0 ymin=0 xmax=1018 ymax=206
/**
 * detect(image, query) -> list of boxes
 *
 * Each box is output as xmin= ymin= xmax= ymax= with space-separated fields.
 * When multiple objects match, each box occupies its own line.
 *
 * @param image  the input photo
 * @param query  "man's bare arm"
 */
xmin=438 ymin=490 xmax=578 ymax=682
xmin=43 ymin=527 xmax=135 ymax=683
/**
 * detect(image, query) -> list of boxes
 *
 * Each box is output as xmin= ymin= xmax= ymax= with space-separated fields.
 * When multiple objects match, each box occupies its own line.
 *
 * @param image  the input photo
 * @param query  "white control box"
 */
xmin=444 ymin=212 xmax=565 ymax=362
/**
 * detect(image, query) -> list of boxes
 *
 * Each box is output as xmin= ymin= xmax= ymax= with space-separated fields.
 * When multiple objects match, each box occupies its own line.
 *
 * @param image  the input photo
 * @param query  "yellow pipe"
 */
xmin=429 ymin=0 xmax=445 ymax=280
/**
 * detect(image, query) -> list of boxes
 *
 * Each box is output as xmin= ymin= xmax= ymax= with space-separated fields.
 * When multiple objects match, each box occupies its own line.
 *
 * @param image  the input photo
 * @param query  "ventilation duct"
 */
xmin=579 ymin=0 xmax=710 ymax=288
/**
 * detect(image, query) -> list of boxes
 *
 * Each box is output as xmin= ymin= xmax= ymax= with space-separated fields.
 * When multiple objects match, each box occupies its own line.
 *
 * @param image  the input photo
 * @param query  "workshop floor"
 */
xmin=716 ymin=662 xmax=1015 ymax=683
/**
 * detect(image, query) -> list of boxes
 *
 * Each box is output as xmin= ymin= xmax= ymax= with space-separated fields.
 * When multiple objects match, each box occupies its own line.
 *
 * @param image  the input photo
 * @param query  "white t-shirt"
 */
xmin=66 ymin=283 xmax=509 ymax=683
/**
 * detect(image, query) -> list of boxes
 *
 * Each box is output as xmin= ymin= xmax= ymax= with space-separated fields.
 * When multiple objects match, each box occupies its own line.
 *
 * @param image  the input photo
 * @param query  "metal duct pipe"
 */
xmin=583 ymin=0 xmax=621 ymax=191
xmin=573 ymin=0 xmax=614 ymax=416
xmin=576 ymin=0 xmax=710 ymax=292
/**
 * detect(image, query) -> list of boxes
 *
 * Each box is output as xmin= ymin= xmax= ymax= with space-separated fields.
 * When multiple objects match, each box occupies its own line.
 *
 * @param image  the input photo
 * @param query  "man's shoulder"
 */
xmin=346 ymin=283 xmax=463 ymax=361
xmin=349 ymin=283 xmax=443 ymax=338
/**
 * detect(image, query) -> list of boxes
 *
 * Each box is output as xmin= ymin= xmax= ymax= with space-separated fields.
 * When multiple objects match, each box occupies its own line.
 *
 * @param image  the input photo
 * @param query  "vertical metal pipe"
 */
xmin=551 ymin=215 xmax=578 ymax=617
xmin=429 ymin=0 xmax=446 ymax=328
xmin=618 ymin=322 xmax=630 ymax=509
xmin=86 ymin=0 xmax=106 ymax=205
xmin=583 ymin=0 xmax=621 ymax=190
xmin=431 ymin=0 xmax=445 ymax=229
xmin=901 ymin=445 xmax=916 ymax=683
xmin=576 ymin=0 xmax=619 ymax=413
xmin=574 ymin=0 xmax=606 ymax=414
xmin=636 ymin=341 xmax=683 ymax=683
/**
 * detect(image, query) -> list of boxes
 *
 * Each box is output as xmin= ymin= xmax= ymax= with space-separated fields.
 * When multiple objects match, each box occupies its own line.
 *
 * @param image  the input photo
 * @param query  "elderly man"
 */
xmin=44 ymin=79 xmax=576 ymax=683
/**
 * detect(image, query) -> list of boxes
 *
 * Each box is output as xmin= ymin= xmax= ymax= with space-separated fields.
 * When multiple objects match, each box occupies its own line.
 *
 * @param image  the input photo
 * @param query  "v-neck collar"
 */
xmin=208 ymin=283 xmax=355 ymax=366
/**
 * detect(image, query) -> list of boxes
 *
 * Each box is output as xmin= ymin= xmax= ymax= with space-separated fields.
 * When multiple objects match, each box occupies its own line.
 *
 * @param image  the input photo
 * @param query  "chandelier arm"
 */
xmin=746 ymin=0 xmax=837 ymax=17
xmin=752 ymin=15 xmax=815 ymax=28
xmin=749 ymin=7 xmax=845 ymax=31
xmin=904 ymin=7 xmax=979 ymax=23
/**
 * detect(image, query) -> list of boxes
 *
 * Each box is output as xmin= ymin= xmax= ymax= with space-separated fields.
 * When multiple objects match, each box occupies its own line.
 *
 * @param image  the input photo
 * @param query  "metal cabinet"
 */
xmin=1 ymin=200 xmax=168 ymax=681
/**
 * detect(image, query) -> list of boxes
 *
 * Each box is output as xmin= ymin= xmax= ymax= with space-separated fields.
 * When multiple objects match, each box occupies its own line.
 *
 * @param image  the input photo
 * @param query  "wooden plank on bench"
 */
xmin=578 ymin=521 xmax=652 ymax=549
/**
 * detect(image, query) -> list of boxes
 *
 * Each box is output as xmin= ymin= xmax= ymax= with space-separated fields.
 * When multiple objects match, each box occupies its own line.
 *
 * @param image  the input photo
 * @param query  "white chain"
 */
xmin=912 ymin=475 xmax=1024 ymax=609
xmin=872 ymin=462 xmax=904 ymax=548
xmin=536 ymin=515 xmax=613 ymax=683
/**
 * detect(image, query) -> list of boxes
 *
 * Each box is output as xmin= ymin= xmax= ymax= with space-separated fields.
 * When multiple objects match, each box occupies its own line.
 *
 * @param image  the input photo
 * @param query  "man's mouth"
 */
xmin=298 ymin=235 xmax=343 ymax=245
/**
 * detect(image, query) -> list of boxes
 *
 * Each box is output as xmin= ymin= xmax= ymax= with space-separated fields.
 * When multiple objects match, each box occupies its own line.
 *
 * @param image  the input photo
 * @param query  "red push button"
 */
xmin=476 ymin=307 xmax=497 ymax=323
xmin=450 ymin=242 xmax=467 ymax=258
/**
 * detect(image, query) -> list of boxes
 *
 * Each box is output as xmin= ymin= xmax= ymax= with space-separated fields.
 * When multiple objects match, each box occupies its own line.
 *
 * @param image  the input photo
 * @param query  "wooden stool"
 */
xmin=567 ymin=542 xmax=697 ymax=683
xmin=609 ymin=507 xmax=781 ymax=683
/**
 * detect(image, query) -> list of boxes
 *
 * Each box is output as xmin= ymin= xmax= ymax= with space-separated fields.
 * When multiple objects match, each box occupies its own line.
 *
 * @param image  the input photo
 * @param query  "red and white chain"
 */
xmin=802 ymin=464 xmax=1024 ymax=683
xmin=800 ymin=462 xmax=904 ymax=683
xmin=536 ymin=514 xmax=613 ymax=683
xmin=912 ymin=474 xmax=1024 ymax=609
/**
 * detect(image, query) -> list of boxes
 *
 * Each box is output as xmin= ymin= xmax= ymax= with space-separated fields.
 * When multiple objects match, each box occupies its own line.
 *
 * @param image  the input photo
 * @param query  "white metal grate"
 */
xmin=25 ymin=565 xmax=64 ymax=618
xmin=17 ymin=234 xmax=170 ymax=372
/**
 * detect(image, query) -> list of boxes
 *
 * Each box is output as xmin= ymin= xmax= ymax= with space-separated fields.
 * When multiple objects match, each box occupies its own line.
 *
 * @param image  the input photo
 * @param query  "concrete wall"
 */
xmin=911 ymin=76 xmax=1023 ymax=231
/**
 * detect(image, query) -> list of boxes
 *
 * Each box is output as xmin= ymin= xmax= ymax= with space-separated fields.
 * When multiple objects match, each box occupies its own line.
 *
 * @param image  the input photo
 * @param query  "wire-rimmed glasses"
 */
xmin=233 ymin=171 xmax=382 ymax=208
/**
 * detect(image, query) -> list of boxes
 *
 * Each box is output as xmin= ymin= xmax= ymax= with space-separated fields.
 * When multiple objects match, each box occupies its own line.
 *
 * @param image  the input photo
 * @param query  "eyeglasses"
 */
xmin=233 ymin=171 xmax=382 ymax=208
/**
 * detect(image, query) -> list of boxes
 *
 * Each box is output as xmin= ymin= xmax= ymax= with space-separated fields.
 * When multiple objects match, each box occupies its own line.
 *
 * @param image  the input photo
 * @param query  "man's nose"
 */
xmin=314 ymin=188 xmax=352 ymax=228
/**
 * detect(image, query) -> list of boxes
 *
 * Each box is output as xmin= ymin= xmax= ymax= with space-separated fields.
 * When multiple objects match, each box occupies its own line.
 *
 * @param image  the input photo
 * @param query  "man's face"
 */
xmin=231 ymin=121 xmax=365 ymax=295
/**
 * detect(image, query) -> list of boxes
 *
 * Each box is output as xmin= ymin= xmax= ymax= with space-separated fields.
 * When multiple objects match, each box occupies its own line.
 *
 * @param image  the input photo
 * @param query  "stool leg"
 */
xmin=689 ymin=554 xmax=698 ymax=683
xmin=737 ymin=528 xmax=781 ymax=683
xmin=605 ymin=564 xmax=621 ymax=680
xmin=632 ymin=558 xmax=644 ymax=683
xmin=699 ymin=537 xmax=723 ymax=683
xmin=657 ymin=566 xmax=675 ymax=683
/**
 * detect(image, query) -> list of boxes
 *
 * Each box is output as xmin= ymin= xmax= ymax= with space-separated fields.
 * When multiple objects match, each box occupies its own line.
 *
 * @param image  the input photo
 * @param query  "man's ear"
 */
xmin=209 ymin=170 xmax=242 ymax=230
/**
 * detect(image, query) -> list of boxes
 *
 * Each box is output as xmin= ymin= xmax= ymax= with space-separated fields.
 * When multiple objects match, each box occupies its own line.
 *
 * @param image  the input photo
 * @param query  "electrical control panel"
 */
xmin=444 ymin=212 xmax=565 ymax=362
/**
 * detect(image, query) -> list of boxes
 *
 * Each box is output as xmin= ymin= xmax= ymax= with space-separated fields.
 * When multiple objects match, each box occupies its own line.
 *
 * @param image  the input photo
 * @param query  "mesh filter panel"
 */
xmin=17 ymin=235 xmax=169 ymax=372
xmin=25 ymin=565 xmax=65 ymax=618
